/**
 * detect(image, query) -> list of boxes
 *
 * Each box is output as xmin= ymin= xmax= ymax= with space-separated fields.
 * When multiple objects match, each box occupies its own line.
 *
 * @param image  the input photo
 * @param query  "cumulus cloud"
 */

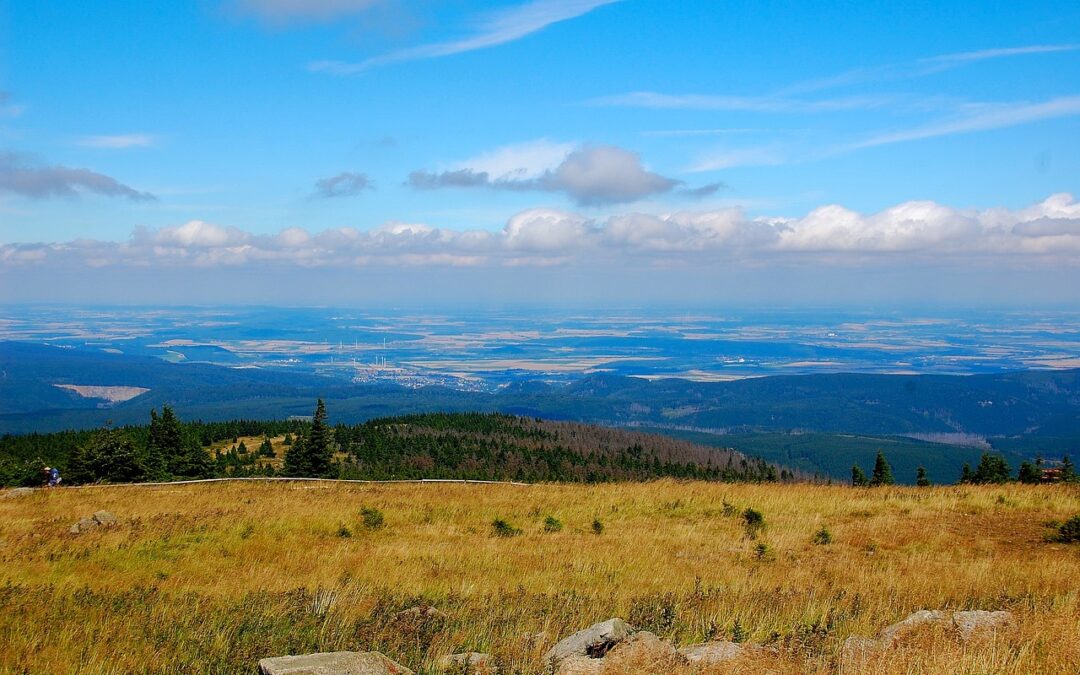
xmin=312 ymin=171 xmax=374 ymax=198
xmin=0 ymin=152 xmax=156 ymax=201
xmin=408 ymin=144 xmax=686 ymax=206
xmin=5 ymin=193 xmax=1080 ymax=270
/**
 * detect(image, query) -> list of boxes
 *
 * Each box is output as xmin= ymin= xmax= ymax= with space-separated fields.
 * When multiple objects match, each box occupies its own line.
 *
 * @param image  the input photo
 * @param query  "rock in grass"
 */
xmin=92 ymin=510 xmax=117 ymax=526
xmin=70 ymin=510 xmax=119 ymax=534
xmin=952 ymin=610 xmax=1014 ymax=642
xmin=601 ymin=631 xmax=686 ymax=671
xmin=394 ymin=605 xmax=448 ymax=622
xmin=258 ymin=651 xmax=413 ymax=675
xmin=552 ymin=655 xmax=605 ymax=675
xmin=879 ymin=609 xmax=950 ymax=646
xmin=840 ymin=635 xmax=882 ymax=668
xmin=436 ymin=652 xmax=495 ymax=673
xmin=544 ymin=618 xmax=633 ymax=670
xmin=678 ymin=640 xmax=745 ymax=664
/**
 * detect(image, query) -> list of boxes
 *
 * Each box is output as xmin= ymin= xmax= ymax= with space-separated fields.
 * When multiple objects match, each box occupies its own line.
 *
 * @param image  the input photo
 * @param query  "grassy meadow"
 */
xmin=2 ymin=479 xmax=1079 ymax=673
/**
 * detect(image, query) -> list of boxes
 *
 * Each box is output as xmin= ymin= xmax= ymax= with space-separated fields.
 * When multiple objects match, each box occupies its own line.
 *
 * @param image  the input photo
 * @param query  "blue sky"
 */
xmin=1 ymin=0 xmax=1079 ymax=305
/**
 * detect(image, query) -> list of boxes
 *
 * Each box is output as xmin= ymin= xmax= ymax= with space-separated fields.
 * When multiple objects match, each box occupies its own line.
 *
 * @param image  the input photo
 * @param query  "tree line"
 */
xmin=0 ymin=400 xmax=792 ymax=486
xmin=851 ymin=450 xmax=1077 ymax=487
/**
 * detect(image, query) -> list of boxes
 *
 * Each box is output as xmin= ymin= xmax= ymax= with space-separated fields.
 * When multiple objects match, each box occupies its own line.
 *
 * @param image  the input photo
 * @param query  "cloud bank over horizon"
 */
xmin=4 ymin=193 xmax=1079 ymax=273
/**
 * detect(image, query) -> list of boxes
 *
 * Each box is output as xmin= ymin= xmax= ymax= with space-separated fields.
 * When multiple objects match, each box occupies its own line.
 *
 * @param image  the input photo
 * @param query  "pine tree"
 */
xmin=959 ymin=463 xmax=973 ymax=484
xmin=916 ymin=466 xmax=930 ymax=487
xmin=147 ymin=406 xmax=183 ymax=480
xmin=69 ymin=427 xmax=144 ymax=484
xmin=306 ymin=399 xmax=334 ymax=477
xmin=870 ymin=451 xmax=894 ymax=486
xmin=851 ymin=464 xmax=868 ymax=487
xmin=284 ymin=431 xmax=309 ymax=476
xmin=1018 ymin=460 xmax=1041 ymax=484
xmin=972 ymin=453 xmax=1010 ymax=484
xmin=1062 ymin=455 xmax=1077 ymax=482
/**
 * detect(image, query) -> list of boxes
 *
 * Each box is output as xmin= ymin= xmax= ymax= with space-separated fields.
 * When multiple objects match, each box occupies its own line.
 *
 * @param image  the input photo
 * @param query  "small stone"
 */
xmin=394 ymin=605 xmax=448 ymax=622
xmin=70 ymin=517 xmax=96 ymax=534
xmin=951 ymin=610 xmax=1014 ymax=642
xmin=258 ymin=651 xmax=413 ymax=675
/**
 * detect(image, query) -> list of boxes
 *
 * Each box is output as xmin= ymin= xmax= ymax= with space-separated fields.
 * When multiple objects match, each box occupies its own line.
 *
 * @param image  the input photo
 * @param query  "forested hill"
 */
xmin=0 ymin=410 xmax=789 ymax=487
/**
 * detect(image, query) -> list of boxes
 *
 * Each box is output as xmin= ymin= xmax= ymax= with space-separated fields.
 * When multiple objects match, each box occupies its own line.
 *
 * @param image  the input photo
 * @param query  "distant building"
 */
xmin=1041 ymin=467 xmax=1063 ymax=483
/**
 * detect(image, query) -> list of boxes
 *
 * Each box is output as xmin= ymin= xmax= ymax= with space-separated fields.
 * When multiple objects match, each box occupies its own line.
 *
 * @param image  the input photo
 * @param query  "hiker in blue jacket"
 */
xmin=43 ymin=466 xmax=61 ymax=487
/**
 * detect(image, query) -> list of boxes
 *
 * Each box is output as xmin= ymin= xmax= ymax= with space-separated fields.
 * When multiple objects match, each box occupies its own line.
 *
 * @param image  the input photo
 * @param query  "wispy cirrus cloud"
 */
xmin=588 ymin=91 xmax=894 ymax=113
xmin=310 ymin=0 xmax=621 ymax=74
xmin=77 ymin=133 xmax=156 ymax=149
xmin=0 ymin=152 xmax=156 ymax=201
xmin=850 ymin=95 xmax=1080 ymax=149
xmin=225 ymin=0 xmax=383 ymax=26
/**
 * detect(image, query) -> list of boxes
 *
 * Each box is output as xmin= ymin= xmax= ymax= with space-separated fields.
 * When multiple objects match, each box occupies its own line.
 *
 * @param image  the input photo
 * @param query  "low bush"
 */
xmin=491 ymin=518 xmax=522 ymax=537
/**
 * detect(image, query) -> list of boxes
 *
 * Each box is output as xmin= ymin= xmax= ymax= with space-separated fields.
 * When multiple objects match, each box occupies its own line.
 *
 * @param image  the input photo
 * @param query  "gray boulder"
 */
xmin=70 ymin=510 xmax=119 ymax=534
xmin=679 ymin=640 xmax=744 ymax=664
xmin=92 ymin=510 xmax=117 ymax=525
xmin=259 ymin=651 xmax=413 ymax=675
xmin=543 ymin=618 xmax=633 ymax=670
xmin=879 ymin=609 xmax=949 ymax=646
xmin=952 ymin=610 xmax=1014 ymax=642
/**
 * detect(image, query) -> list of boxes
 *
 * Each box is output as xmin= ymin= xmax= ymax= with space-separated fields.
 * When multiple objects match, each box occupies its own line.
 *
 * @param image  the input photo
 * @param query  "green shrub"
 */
xmin=360 ymin=507 xmax=384 ymax=530
xmin=812 ymin=526 xmax=832 ymax=545
xmin=337 ymin=524 xmax=352 ymax=538
xmin=591 ymin=518 xmax=604 ymax=535
xmin=742 ymin=508 xmax=764 ymax=539
xmin=753 ymin=542 xmax=770 ymax=560
xmin=1054 ymin=515 xmax=1080 ymax=543
xmin=543 ymin=515 xmax=563 ymax=532
xmin=491 ymin=519 xmax=522 ymax=537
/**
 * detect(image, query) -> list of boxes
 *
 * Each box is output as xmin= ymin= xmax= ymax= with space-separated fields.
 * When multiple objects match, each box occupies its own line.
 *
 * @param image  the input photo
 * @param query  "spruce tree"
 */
xmin=870 ymin=451 xmax=894 ymax=486
xmin=1018 ymin=461 xmax=1041 ymax=484
xmin=959 ymin=463 xmax=973 ymax=484
xmin=307 ymin=399 xmax=334 ymax=477
xmin=916 ymin=466 xmax=930 ymax=487
xmin=972 ymin=453 xmax=1010 ymax=484
xmin=69 ymin=427 xmax=144 ymax=484
xmin=147 ymin=406 xmax=183 ymax=480
xmin=1062 ymin=455 xmax=1077 ymax=482
xmin=851 ymin=464 xmax=868 ymax=487
xmin=284 ymin=431 xmax=309 ymax=476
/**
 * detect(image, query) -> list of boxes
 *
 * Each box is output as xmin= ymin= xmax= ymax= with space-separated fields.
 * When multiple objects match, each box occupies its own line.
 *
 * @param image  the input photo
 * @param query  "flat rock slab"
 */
xmin=544 ymin=618 xmax=633 ymax=668
xmin=952 ymin=610 xmax=1014 ymax=641
xmin=259 ymin=651 xmax=413 ymax=675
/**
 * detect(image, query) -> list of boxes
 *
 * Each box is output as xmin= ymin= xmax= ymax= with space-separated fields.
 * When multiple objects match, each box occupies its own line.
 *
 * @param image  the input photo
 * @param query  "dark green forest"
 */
xmin=0 ymin=402 xmax=790 ymax=487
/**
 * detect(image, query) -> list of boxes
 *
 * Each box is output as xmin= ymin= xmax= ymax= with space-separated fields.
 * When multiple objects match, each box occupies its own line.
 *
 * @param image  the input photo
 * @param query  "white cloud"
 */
xmin=310 ymin=0 xmax=621 ymax=73
xmin=457 ymin=139 xmax=574 ymax=180
xmin=77 ymin=134 xmax=156 ymax=149
xmin=410 ymin=143 xmax=683 ymax=206
xmin=5 ymin=193 xmax=1080 ymax=270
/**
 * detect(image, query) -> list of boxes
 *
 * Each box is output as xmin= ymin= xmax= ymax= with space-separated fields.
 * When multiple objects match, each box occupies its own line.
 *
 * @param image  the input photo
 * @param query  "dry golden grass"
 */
xmin=1 ymin=480 xmax=1079 ymax=673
